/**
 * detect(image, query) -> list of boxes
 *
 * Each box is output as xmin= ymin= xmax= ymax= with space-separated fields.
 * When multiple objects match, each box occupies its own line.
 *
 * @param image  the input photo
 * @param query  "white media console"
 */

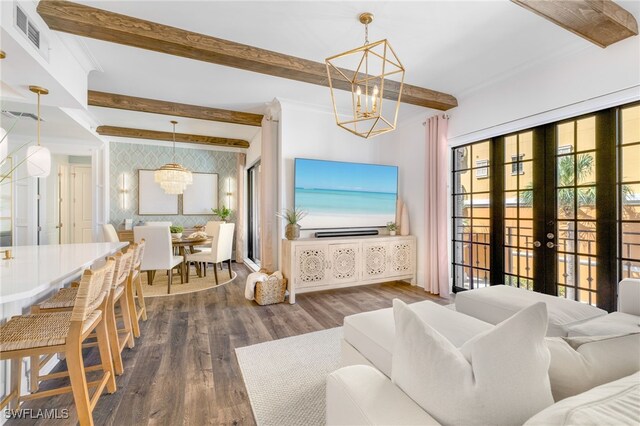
xmin=281 ymin=235 xmax=417 ymax=304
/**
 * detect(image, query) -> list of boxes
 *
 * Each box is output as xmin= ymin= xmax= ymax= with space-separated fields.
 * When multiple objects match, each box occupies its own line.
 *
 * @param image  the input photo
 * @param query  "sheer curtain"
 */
xmin=259 ymin=117 xmax=278 ymax=273
xmin=235 ymin=153 xmax=246 ymax=262
xmin=425 ymin=114 xmax=450 ymax=297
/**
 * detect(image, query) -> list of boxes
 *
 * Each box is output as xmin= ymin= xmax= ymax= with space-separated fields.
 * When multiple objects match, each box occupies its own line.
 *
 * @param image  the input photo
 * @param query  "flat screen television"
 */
xmin=294 ymin=158 xmax=398 ymax=229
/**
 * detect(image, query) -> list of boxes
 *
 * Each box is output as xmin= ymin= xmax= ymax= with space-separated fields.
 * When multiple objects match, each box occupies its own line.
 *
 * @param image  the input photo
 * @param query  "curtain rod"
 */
xmin=422 ymin=113 xmax=450 ymax=126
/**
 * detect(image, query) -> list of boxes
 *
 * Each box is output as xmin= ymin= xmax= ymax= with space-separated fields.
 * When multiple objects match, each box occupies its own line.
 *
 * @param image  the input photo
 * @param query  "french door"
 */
xmin=452 ymin=103 xmax=639 ymax=311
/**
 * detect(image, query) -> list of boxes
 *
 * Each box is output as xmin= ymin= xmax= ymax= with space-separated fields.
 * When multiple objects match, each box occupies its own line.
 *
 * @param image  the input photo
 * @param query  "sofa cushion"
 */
xmin=546 ymin=333 xmax=640 ymax=401
xmin=455 ymin=285 xmax=607 ymax=336
xmin=567 ymin=312 xmax=640 ymax=336
xmin=343 ymin=300 xmax=491 ymax=377
xmin=618 ymin=278 xmax=640 ymax=316
xmin=326 ymin=365 xmax=441 ymax=426
xmin=524 ymin=372 xmax=640 ymax=426
xmin=391 ymin=300 xmax=554 ymax=426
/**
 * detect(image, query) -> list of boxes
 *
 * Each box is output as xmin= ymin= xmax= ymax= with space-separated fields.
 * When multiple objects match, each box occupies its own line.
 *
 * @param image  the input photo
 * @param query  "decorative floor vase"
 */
xmin=396 ymin=198 xmax=404 ymax=230
xmin=285 ymin=224 xmax=300 ymax=240
xmin=400 ymin=204 xmax=410 ymax=236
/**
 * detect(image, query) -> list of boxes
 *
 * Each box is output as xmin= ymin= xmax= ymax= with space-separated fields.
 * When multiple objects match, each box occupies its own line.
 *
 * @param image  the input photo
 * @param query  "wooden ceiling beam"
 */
xmin=96 ymin=125 xmax=250 ymax=149
xmin=88 ymin=91 xmax=263 ymax=127
xmin=37 ymin=1 xmax=458 ymax=110
xmin=511 ymin=0 xmax=638 ymax=48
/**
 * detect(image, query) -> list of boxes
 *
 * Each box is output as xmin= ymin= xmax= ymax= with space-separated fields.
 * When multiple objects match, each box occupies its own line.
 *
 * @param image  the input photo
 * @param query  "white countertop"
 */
xmin=0 ymin=242 xmax=128 ymax=304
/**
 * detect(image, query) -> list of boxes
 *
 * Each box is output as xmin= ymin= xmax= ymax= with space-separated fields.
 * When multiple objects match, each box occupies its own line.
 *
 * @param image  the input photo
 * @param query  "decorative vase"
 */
xmin=396 ymin=198 xmax=404 ymax=230
xmin=285 ymin=223 xmax=300 ymax=240
xmin=171 ymin=232 xmax=182 ymax=239
xmin=400 ymin=204 xmax=410 ymax=236
xmin=389 ymin=230 xmax=397 ymax=236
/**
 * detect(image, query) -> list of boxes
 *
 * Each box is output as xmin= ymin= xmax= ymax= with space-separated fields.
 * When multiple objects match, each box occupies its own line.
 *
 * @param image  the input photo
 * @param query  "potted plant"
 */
xmin=386 ymin=222 xmax=398 ymax=236
xmin=212 ymin=205 xmax=231 ymax=222
xmin=170 ymin=225 xmax=184 ymax=239
xmin=276 ymin=208 xmax=308 ymax=240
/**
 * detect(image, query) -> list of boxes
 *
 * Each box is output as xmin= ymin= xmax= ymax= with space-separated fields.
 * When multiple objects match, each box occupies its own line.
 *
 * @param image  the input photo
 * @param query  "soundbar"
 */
xmin=315 ymin=229 xmax=379 ymax=238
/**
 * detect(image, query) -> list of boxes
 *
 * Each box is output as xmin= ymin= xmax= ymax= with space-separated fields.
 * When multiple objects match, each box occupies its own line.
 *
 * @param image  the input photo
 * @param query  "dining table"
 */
xmin=171 ymin=236 xmax=212 ymax=283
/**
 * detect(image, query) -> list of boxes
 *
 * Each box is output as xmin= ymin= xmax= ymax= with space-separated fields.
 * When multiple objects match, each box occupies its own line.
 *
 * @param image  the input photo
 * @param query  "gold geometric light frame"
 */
xmin=325 ymin=13 xmax=405 ymax=139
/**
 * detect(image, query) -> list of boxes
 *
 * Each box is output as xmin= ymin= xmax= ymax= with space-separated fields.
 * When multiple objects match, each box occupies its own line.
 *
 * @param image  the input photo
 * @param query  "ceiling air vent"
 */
xmin=16 ymin=5 xmax=27 ymax=33
xmin=27 ymin=22 xmax=40 ymax=48
xmin=14 ymin=5 xmax=47 ymax=59
xmin=1 ymin=110 xmax=42 ymax=122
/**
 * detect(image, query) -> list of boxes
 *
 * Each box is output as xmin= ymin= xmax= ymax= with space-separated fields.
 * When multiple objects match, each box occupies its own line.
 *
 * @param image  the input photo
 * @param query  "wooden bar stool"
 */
xmin=127 ymin=240 xmax=148 ymax=338
xmin=0 ymin=260 xmax=116 ymax=426
xmin=31 ymin=251 xmax=135 ymax=382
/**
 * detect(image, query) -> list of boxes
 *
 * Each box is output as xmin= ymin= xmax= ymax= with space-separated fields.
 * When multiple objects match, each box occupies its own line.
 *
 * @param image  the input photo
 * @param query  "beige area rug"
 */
xmin=236 ymin=327 xmax=343 ymax=426
xmin=140 ymin=268 xmax=237 ymax=297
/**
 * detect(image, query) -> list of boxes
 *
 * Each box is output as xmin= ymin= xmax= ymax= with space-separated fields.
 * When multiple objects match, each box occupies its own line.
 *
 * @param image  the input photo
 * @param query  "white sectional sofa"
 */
xmin=328 ymin=280 xmax=640 ymax=425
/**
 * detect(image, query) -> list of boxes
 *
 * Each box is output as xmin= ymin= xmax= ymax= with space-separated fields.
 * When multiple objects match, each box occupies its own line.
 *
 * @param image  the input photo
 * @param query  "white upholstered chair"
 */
xmin=145 ymin=221 xmax=172 ymax=227
xmin=194 ymin=221 xmax=226 ymax=254
xmin=102 ymin=224 xmax=120 ymax=243
xmin=186 ymin=223 xmax=235 ymax=285
xmin=133 ymin=226 xmax=183 ymax=294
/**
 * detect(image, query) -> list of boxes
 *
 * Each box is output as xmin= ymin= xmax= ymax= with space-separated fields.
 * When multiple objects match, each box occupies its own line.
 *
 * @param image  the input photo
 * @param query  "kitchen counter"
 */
xmin=0 ymin=242 xmax=128 ymax=304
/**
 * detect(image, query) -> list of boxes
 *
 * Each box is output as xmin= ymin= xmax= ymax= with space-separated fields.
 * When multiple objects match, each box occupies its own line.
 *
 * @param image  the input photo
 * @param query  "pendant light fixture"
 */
xmin=27 ymin=86 xmax=51 ymax=178
xmin=325 ymin=13 xmax=405 ymax=139
xmin=154 ymin=120 xmax=193 ymax=195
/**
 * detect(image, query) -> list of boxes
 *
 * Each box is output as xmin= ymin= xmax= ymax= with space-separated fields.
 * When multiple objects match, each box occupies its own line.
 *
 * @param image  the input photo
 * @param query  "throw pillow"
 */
xmin=391 ymin=299 xmax=554 ymax=426
xmin=546 ymin=332 xmax=640 ymax=401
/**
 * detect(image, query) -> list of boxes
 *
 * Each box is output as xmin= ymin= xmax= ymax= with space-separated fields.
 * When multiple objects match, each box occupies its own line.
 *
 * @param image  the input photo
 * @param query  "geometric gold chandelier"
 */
xmin=154 ymin=120 xmax=193 ymax=195
xmin=325 ymin=13 xmax=405 ymax=139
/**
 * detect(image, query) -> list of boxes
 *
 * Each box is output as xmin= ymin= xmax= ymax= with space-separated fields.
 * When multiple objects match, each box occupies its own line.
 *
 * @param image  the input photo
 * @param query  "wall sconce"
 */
xmin=226 ymin=177 xmax=233 ymax=209
xmin=120 ymin=172 xmax=129 ymax=210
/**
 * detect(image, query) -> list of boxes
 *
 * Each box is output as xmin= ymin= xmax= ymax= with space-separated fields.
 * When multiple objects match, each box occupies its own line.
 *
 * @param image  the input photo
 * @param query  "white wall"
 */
xmin=246 ymin=130 xmax=262 ymax=168
xmin=449 ymin=37 xmax=640 ymax=145
xmin=372 ymin=113 xmax=429 ymax=287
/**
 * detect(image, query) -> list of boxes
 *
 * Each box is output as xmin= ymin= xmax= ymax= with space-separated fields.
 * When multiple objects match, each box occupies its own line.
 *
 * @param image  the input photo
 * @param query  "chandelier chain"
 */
xmin=364 ymin=22 xmax=369 ymax=45
xmin=172 ymin=122 xmax=176 ymax=161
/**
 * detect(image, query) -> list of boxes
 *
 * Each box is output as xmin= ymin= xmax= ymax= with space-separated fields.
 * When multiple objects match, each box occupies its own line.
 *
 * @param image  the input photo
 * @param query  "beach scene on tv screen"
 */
xmin=295 ymin=159 xmax=398 ymax=229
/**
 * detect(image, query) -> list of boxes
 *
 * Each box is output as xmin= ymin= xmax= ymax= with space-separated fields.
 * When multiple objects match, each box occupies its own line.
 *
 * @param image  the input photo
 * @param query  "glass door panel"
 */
xmin=554 ymin=116 xmax=598 ymax=304
xmin=502 ymin=131 xmax=536 ymax=290
xmin=451 ymin=141 xmax=491 ymax=290
xmin=619 ymin=105 xmax=640 ymax=280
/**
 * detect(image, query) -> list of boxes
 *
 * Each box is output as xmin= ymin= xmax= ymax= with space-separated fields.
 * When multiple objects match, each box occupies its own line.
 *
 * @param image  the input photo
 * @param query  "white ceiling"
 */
xmin=6 ymin=1 xmax=640 ymax=147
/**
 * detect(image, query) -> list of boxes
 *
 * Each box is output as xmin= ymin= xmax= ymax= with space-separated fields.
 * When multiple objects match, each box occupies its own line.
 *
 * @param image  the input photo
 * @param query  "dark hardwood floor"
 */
xmin=10 ymin=264 xmax=445 ymax=426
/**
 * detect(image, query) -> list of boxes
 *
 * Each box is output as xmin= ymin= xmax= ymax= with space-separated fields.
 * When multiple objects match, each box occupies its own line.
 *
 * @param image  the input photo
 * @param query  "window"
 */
xmin=247 ymin=162 xmax=261 ymax=266
xmin=558 ymin=145 xmax=573 ymax=155
xmin=511 ymin=154 xmax=525 ymax=175
xmin=475 ymin=160 xmax=489 ymax=179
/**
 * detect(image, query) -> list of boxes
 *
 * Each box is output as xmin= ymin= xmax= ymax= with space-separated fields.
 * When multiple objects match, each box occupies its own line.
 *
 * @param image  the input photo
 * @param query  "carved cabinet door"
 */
xmin=387 ymin=239 xmax=416 ymax=278
xmin=328 ymin=243 xmax=359 ymax=284
xmin=294 ymin=245 xmax=329 ymax=288
xmin=362 ymin=242 xmax=389 ymax=280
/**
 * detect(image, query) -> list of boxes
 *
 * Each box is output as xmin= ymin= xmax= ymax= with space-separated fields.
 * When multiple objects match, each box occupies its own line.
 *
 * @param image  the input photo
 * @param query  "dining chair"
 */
xmin=102 ymin=224 xmax=120 ymax=243
xmin=0 ymin=260 xmax=116 ymax=426
xmin=193 ymin=220 xmax=225 ymax=254
xmin=133 ymin=226 xmax=183 ymax=294
xmin=186 ymin=223 xmax=235 ymax=285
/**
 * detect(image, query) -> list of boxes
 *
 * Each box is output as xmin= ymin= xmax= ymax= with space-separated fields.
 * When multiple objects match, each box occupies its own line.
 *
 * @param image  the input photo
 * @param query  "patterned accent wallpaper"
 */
xmin=109 ymin=142 xmax=238 ymax=229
